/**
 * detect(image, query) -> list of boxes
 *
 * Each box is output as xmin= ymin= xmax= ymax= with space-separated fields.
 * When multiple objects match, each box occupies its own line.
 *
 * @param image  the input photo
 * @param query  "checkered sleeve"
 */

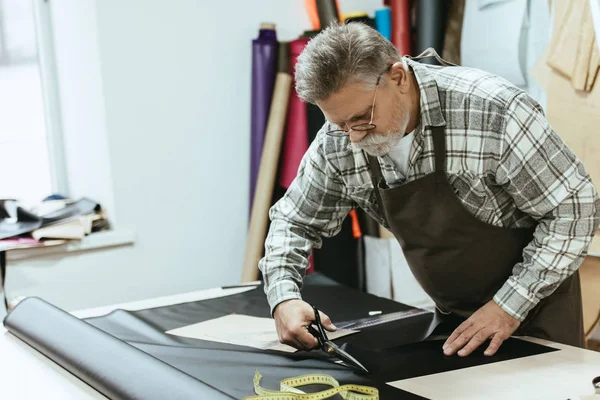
xmin=493 ymin=93 xmax=600 ymax=321
xmin=258 ymin=132 xmax=356 ymax=315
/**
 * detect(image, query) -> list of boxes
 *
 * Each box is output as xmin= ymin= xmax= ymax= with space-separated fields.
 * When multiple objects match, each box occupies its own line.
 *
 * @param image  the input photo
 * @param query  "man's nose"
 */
xmin=349 ymin=130 xmax=368 ymax=143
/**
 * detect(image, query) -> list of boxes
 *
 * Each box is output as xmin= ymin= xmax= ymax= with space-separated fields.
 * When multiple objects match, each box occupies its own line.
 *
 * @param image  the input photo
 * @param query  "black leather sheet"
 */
xmin=4 ymin=273 xmax=558 ymax=399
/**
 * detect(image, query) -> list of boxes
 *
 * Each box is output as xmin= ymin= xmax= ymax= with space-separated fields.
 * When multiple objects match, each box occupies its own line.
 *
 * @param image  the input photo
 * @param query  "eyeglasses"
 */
xmin=326 ymin=65 xmax=391 ymax=137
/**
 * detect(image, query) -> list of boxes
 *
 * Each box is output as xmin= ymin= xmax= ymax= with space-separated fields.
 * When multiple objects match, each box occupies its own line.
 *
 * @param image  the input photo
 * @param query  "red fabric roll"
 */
xmin=279 ymin=37 xmax=310 ymax=189
xmin=390 ymin=0 xmax=411 ymax=56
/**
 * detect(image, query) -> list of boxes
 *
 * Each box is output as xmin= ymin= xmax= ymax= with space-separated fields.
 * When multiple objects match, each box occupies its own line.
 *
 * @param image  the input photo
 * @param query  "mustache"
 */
xmin=346 ymin=132 xmax=389 ymax=150
xmin=346 ymin=131 xmax=403 ymax=152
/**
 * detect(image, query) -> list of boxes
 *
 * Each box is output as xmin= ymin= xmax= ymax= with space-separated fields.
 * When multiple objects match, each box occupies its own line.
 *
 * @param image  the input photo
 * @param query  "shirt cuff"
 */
xmin=493 ymin=277 xmax=540 ymax=322
xmin=267 ymin=280 xmax=302 ymax=316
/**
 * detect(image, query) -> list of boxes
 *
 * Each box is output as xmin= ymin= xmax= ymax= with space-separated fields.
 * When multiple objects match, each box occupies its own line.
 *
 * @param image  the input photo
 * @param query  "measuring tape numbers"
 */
xmin=243 ymin=370 xmax=379 ymax=400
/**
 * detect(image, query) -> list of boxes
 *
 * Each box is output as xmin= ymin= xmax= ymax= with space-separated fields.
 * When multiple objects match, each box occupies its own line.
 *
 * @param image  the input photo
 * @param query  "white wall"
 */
xmin=6 ymin=0 xmax=384 ymax=311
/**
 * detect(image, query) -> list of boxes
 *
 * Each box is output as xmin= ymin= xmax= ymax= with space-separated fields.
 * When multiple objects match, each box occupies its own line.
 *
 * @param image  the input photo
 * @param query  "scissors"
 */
xmin=306 ymin=305 xmax=369 ymax=373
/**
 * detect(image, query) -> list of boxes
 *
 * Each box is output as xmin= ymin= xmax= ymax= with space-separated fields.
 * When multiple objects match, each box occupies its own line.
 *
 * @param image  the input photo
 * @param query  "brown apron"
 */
xmin=367 ymin=124 xmax=584 ymax=347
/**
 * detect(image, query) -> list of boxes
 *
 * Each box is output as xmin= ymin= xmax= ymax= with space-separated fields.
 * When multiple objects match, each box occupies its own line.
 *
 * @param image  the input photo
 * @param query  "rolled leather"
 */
xmin=3 ymin=297 xmax=234 ymax=400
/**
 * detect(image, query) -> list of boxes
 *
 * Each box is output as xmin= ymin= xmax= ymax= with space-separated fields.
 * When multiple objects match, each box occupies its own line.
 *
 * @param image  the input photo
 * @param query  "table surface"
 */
xmin=2 ymin=286 xmax=600 ymax=400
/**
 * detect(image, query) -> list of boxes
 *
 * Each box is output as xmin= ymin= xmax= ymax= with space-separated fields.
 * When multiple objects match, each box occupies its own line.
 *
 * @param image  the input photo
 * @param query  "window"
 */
xmin=0 ymin=0 xmax=62 ymax=206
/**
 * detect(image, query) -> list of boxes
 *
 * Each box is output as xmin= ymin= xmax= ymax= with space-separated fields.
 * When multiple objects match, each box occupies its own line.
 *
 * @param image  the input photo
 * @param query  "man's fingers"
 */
xmin=296 ymin=326 xmax=319 ymax=350
xmin=443 ymin=320 xmax=473 ymax=352
xmin=457 ymin=328 xmax=492 ymax=357
xmin=484 ymin=333 xmax=507 ymax=356
xmin=279 ymin=326 xmax=317 ymax=351
xmin=319 ymin=311 xmax=337 ymax=332
xmin=443 ymin=320 xmax=472 ymax=349
xmin=443 ymin=323 xmax=481 ymax=356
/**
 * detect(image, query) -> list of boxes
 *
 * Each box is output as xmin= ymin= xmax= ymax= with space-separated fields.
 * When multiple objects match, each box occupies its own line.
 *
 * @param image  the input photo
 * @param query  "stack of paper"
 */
xmin=166 ymin=314 xmax=358 ymax=353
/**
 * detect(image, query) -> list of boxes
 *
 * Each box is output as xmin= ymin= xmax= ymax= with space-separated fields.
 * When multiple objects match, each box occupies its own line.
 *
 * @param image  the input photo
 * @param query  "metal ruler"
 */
xmin=337 ymin=308 xmax=431 ymax=330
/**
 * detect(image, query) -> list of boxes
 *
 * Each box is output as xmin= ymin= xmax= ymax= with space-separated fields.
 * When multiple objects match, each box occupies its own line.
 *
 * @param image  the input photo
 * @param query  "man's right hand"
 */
xmin=273 ymin=299 xmax=337 ymax=351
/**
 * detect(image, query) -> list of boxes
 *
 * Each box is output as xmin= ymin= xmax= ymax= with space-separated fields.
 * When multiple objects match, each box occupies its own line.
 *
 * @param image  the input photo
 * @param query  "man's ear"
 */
xmin=388 ymin=61 xmax=410 ymax=93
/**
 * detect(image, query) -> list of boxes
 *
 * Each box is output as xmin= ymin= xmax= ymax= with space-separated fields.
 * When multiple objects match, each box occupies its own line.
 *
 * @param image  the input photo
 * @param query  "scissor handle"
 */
xmin=308 ymin=305 xmax=329 ymax=347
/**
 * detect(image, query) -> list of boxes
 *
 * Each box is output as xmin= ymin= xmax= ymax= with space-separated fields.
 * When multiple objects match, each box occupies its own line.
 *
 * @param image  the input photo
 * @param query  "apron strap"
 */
xmin=407 ymin=47 xmax=458 ymax=67
xmin=367 ymin=155 xmax=389 ymax=226
xmin=432 ymin=126 xmax=446 ymax=183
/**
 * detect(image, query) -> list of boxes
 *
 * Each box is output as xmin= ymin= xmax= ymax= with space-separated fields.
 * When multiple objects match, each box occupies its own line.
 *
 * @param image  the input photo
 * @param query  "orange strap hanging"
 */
xmin=349 ymin=209 xmax=362 ymax=239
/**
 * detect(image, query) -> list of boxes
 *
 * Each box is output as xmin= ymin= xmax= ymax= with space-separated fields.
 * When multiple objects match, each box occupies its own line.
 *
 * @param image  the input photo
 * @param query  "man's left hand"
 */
xmin=442 ymin=300 xmax=521 ymax=357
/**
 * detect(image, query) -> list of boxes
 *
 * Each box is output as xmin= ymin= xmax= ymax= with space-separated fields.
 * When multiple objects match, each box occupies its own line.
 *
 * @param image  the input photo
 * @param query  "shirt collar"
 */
xmin=405 ymin=58 xmax=447 ymax=128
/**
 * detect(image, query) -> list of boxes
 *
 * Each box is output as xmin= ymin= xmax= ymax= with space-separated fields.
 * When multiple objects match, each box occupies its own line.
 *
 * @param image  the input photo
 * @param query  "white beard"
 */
xmin=348 ymin=110 xmax=410 ymax=156
xmin=348 ymin=132 xmax=402 ymax=156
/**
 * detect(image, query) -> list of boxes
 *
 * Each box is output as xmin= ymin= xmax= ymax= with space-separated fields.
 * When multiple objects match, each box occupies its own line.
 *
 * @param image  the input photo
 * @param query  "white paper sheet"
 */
xmin=166 ymin=314 xmax=358 ymax=353
xmin=461 ymin=0 xmax=529 ymax=86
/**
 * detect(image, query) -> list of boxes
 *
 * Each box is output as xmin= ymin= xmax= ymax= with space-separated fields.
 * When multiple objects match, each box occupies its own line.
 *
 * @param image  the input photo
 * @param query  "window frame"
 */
xmin=32 ymin=0 xmax=69 ymax=196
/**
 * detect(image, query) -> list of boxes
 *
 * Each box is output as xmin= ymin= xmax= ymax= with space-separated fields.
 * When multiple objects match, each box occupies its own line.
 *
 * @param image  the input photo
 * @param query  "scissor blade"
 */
xmin=324 ymin=342 xmax=369 ymax=373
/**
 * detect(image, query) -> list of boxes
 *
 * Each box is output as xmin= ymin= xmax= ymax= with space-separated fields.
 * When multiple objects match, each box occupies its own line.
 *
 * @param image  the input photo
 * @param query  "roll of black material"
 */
xmin=3 ymin=297 xmax=234 ymax=400
xmin=316 ymin=0 xmax=339 ymax=28
xmin=415 ymin=0 xmax=450 ymax=65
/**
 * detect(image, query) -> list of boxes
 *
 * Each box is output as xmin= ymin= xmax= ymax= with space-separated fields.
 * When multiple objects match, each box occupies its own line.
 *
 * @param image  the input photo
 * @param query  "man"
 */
xmin=258 ymin=23 xmax=600 ymax=357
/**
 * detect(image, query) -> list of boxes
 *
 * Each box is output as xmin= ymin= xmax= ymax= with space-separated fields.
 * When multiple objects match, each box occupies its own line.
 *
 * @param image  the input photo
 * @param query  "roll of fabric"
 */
xmin=302 ymin=29 xmax=322 ymax=39
xmin=278 ymin=37 xmax=310 ymax=189
xmin=416 ymin=0 xmax=449 ymax=64
xmin=4 ymin=297 xmax=234 ymax=400
xmin=442 ymin=0 xmax=466 ymax=65
xmin=250 ymin=23 xmax=278 ymax=211
xmin=389 ymin=0 xmax=412 ymax=55
xmin=375 ymin=7 xmax=392 ymax=41
xmin=242 ymin=43 xmax=293 ymax=283
xmin=343 ymin=12 xmax=376 ymax=28
xmin=305 ymin=0 xmax=321 ymax=30
xmin=316 ymin=0 xmax=340 ymax=28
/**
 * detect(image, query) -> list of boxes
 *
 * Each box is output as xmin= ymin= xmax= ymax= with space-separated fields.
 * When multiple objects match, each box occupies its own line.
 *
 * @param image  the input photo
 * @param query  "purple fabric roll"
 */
xmin=250 ymin=27 xmax=278 ymax=212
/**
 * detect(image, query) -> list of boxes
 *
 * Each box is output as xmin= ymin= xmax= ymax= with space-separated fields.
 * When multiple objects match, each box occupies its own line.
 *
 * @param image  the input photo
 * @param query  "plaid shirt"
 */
xmin=259 ymin=58 xmax=600 ymax=321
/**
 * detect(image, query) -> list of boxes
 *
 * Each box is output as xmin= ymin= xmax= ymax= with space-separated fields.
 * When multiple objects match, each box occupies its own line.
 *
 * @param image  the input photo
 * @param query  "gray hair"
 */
xmin=295 ymin=23 xmax=402 ymax=104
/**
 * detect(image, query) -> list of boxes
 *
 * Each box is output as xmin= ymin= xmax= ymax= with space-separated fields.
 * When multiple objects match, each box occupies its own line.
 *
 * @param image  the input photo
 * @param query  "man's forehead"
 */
xmin=318 ymin=84 xmax=372 ymax=124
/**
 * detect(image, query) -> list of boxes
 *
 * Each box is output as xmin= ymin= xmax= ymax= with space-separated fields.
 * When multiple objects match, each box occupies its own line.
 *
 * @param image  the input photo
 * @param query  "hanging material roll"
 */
xmin=242 ymin=43 xmax=293 ymax=283
xmin=375 ymin=7 xmax=392 ymax=41
xmin=316 ymin=0 xmax=340 ymax=28
xmin=250 ymin=23 xmax=278 ymax=211
xmin=415 ymin=0 xmax=449 ymax=64
xmin=305 ymin=0 xmax=321 ymax=30
xmin=343 ymin=12 xmax=376 ymax=28
xmin=278 ymin=37 xmax=310 ymax=189
xmin=442 ymin=0 xmax=465 ymax=65
xmin=389 ymin=0 xmax=412 ymax=55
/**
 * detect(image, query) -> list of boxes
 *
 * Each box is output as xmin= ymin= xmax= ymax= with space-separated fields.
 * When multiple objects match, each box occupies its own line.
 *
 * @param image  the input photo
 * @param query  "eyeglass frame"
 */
xmin=325 ymin=64 xmax=393 ymax=137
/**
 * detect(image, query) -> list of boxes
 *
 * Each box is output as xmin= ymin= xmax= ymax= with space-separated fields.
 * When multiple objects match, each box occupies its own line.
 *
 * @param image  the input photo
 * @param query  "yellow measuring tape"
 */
xmin=243 ymin=370 xmax=379 ymax=400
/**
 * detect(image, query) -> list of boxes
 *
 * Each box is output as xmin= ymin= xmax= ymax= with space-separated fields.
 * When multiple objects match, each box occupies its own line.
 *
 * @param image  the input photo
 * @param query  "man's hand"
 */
xmin=442 ymin=300 xmax=520 ymax=357
xmin=273 ymin=299 xmax=336 ymax=351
